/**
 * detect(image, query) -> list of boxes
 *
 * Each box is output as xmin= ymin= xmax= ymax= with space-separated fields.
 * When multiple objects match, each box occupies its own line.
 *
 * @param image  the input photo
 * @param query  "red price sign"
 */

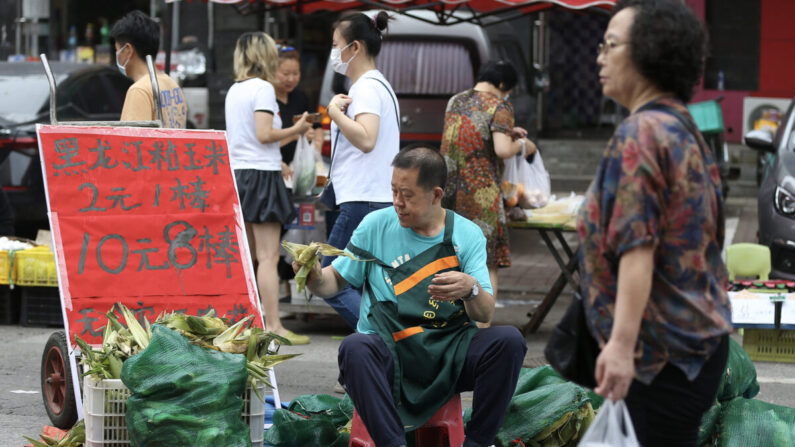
xmin=36 ymin=125 xmax=262 ymax=346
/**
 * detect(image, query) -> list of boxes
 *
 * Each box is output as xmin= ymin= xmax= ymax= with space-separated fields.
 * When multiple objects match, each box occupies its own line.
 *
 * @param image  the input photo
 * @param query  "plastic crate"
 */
xmin=0 ymin=285 xmax=20 ymax=324
xmin=687 ymin=100 xmax=724 ymax=134
xmin=14 ymin=247 xmax=58 ymax=287
xmin=19 ymin=286 xmax=62 ymax=327
xmin=0 ymin=250 xmax=10 ymax=285
xmin=742 ymin=329 xmax=795 ymax=363
xmin=84 ymin=376 xmax=266 ymax=447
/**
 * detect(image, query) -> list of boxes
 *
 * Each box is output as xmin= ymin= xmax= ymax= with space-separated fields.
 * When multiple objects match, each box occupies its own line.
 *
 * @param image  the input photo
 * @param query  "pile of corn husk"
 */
xmin=24 ymin=420 xmax=84 ymax=447
xmin=281 ymin=241 xmax=366 ymax=295
xmin=76 ymin=303 xmax=299 ymax=394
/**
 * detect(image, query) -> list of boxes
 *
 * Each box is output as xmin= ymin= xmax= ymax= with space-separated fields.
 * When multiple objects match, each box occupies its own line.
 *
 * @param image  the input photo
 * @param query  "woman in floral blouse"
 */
xmin=441 ymin=61 xmax=536 ymax=319
xmin=579 ymin=1 xmax=732 ymax=445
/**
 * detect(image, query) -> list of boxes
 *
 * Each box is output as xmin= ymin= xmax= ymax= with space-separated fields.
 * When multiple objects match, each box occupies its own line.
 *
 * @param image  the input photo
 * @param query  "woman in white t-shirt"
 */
xmin=225 ymin=32 xmax=312 ymax=345
xmin=321 ymin=11 xmax=401 ymax=330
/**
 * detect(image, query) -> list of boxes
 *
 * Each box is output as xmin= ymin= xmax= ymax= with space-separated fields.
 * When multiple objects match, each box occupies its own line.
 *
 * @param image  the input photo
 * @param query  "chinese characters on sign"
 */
xmin=37 ymin=125 xmax=261 ymax=345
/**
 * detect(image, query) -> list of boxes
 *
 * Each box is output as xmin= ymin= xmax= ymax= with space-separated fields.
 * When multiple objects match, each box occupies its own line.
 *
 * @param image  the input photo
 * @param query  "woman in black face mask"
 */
xmin=320 ymin=12 xmax=401 ymax=331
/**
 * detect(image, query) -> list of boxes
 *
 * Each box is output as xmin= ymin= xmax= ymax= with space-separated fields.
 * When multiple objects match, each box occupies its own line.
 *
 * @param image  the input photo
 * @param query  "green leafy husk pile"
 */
xmin=76 ymin=303 xmax=299 ymax=395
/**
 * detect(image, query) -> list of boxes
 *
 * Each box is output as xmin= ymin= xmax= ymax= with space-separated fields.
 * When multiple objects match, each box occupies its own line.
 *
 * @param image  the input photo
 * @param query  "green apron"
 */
xmin=348 ymin=210 xmax=478 ymax=430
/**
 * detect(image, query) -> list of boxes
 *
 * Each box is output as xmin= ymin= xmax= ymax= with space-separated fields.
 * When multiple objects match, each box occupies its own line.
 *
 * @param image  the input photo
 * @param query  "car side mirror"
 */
xmin=744 ymin=129 xmax=775 ymax=152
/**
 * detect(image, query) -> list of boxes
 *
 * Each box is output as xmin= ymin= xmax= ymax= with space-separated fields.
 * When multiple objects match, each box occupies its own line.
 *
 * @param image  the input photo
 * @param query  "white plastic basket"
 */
xmin=84 ymin=376 xmax=266 ymax=447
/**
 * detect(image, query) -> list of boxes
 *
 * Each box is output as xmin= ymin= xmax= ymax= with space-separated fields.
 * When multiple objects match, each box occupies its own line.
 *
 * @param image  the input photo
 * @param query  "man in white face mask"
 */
xmin=110 ymin=10 xmax=187 ymax=128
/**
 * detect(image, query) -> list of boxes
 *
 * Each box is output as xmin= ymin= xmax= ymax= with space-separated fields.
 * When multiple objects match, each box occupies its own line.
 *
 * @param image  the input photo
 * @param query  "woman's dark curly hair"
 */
xmin=614 ymin=0 xmax=707 ymax=102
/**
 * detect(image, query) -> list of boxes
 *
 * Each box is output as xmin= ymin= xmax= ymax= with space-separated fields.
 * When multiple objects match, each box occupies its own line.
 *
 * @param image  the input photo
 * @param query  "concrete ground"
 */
xmin=3 ymin=196 xmax=793 ymax=446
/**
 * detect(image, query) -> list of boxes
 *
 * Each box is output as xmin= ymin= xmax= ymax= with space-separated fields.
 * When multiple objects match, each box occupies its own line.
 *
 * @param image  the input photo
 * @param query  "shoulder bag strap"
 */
xmin=365 ymin=77 xmax=401 ymax=129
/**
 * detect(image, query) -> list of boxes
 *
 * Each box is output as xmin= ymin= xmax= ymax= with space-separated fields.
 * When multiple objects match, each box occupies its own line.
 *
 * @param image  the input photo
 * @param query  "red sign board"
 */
xmin=36 ymin=125 xmax=262 ymax=346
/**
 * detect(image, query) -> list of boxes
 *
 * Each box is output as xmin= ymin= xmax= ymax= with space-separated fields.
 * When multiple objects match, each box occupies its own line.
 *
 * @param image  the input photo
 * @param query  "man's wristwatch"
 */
xmin=461 ymin=277 xmax=479 ymax=302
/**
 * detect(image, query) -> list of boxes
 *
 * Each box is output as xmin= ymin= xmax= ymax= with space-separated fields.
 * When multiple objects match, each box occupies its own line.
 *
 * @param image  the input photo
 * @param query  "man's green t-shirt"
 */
xmin=332 ymin=207 xmax=493 ymax=334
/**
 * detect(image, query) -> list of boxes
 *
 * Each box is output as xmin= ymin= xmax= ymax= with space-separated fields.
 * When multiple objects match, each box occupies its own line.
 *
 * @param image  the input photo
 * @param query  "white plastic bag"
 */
xmin=291 ymin=136 xmax=316 ymax=197
xmin=579 ymin=399 xmax=640 ymax=447
xmin=502 ymin=150 xmax=551 ymax=209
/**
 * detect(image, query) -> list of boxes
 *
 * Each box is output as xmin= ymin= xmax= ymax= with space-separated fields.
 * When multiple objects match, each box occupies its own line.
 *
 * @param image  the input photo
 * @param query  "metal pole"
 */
xmin=207 ymin=1 xmax=214 ymax=53
xmin=532 ymin=12 xmax=548 ymax=134
xmin=41 ymin=53 xmax=161 ymax=127
xmin=15 ymin=0 xmax=21 ymax=55
xmin=296 ymin=0 xmax=303 ymax=54
xmin=146 ymin=55 xmax=165 ymax=127
xmin=164 ymin=1 xmax=173 ymax=75
xmin=31 ymin=17 xmax=38 ymax=57
xmin=41 ymin=53 xmax=58 ymax=124
xmin=171 ymin=0 xmax=180 ymax=56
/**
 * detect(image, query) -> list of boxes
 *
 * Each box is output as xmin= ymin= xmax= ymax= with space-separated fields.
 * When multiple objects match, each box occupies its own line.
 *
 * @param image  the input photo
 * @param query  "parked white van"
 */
xmin=318 ymin=10 xmax=535 ymax=148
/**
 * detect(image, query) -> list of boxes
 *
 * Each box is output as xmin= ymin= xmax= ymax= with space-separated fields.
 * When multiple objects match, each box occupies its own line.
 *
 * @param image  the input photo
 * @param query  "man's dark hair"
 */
xmin=110 ymin=10 xmax=160 ymax=59
xmin=476 ymin=60 xmax=518 ymax=92
xmin=392 ymin=144 xmax=446 ymax=191
xmin=614 ymin=0 xmax=707 ymax=102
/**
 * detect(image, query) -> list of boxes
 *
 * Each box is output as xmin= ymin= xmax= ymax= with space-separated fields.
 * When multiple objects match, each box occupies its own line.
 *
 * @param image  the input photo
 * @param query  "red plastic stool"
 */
xmin=349 ymin=394 xmax=465 ymax=447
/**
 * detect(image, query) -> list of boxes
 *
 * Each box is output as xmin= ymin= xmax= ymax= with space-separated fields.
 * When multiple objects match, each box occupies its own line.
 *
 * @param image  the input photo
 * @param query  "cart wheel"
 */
xmin=41 ymin=331 xmax=77 ymax=429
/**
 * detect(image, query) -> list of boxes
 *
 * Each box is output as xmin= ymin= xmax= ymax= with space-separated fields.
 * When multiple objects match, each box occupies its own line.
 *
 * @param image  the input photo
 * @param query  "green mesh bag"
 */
xmin=464 ymin=367 xmax=595 ymax=447
xmin=716 ymin=338 xmax=760 ymax=402
xmin=263 ymin=394 xmax=352 ymax=447
xmin=717 ymin=397 xmax=795 ymax=447
xmin=697 ymin=401 xmax=722 ymax=446
xmin=121 ymin=324 xmax=250 ymax=447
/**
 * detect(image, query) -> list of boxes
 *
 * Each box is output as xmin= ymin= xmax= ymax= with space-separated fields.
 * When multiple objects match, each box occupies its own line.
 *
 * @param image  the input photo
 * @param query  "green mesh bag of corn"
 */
xmin=715 ymin=337 xmax=760 ymax=403
xmin=464 ymin=366 xmax=595 ymax=446
xmin=716 ymin=397 xmax=795 ymax=447
xmin=121 ymin=324 xmax=250 ymax=447
xmin=263 ymin=394 xmax=353 ymax=447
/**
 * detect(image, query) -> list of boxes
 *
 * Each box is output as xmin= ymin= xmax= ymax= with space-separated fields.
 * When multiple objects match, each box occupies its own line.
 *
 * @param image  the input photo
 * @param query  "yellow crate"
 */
xmin=743 ymin=329 xmax=795 ymax=363
xmin=0 ymin=250 xmax=10 ymax=285
xmin=14 ymin=247 xmax=58 ymax=287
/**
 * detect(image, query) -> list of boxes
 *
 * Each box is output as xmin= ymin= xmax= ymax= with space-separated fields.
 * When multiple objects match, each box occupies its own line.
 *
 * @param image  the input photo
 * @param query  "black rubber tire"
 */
xmin=40 ymin=331 xmax=78 ymax=429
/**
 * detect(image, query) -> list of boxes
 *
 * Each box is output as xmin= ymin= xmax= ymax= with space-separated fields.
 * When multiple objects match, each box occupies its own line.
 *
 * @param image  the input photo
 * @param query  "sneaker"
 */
xmin=281 ymin=330 xmax=310 ymax=345
xmin=333 ymin=381 xmax=345 ymax=394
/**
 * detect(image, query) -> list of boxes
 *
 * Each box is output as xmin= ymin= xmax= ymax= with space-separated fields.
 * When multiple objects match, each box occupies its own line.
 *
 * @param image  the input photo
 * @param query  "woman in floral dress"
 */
xmin=441 ymin=60 xmax=536 ymax=317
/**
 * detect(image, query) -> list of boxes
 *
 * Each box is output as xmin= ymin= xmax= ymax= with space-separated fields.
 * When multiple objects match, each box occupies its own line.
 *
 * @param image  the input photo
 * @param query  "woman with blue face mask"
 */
xmin=321 ymin=11 xmax=401 ymax=331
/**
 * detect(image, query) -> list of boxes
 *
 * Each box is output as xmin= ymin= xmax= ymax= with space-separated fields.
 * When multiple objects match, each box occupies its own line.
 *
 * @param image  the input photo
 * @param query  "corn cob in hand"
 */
xmin=281 ymin=241 xmax=365 ymax=294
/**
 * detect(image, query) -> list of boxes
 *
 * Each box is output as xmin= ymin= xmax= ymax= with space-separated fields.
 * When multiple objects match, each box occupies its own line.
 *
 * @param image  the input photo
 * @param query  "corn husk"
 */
xmin=282 ymin=241 xmax=368 ymax=295
xmin=24 ymin=418 xmax=85 ymax=447
xmin=78 ymin=304 xmax=300 ymax=392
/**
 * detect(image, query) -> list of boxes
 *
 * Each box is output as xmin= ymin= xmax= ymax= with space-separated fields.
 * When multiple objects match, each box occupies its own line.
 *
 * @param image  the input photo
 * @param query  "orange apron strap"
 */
xmin=392 ymin=255 xmax=460 ymax=296
xmin=392 ymin=326 xmax=424 ymax=342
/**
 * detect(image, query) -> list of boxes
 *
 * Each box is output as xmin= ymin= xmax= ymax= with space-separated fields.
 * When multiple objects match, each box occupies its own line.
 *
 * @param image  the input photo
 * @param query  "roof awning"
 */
xmin=178 ymin=0 xmax=615 ymax=25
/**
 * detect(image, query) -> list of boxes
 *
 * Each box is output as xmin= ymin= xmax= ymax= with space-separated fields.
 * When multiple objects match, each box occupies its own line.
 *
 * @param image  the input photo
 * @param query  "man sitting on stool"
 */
xmin=297 ymin=145 xmax=526 ymax=447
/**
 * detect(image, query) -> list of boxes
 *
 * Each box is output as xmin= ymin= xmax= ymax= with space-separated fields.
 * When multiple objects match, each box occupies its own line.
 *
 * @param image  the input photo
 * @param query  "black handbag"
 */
xmin=316 ymin=129 xmax=340 ymax=211
xmin=317 ymin=180 xmax=337 ymax=210
xmin=544 ymin=292 xmax=599 ymax=388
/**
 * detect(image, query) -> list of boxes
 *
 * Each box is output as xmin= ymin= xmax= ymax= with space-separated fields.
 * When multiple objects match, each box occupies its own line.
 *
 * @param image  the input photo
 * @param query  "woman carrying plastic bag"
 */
xmin=579 ymin=399 xmax=639 ymax=447
xmin=291 ymin=135 xmax=317 ymax=197
xmin=502 ymin=147 xmax=550 ymax=209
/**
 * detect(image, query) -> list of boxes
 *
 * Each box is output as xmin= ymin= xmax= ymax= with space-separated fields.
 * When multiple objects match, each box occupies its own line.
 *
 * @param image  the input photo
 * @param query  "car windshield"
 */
xmin=0 ymin=74 xmax=55 ymax=124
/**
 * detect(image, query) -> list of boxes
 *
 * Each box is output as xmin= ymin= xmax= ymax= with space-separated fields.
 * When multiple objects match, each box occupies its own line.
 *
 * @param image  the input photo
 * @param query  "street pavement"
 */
xmin=2 ymin=196 xmax=795 ymax=445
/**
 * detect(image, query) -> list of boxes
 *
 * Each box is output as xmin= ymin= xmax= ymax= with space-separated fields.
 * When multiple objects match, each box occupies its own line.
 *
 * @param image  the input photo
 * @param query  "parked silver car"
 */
xmin=745 ymin=97 xmax=795 ymax=279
